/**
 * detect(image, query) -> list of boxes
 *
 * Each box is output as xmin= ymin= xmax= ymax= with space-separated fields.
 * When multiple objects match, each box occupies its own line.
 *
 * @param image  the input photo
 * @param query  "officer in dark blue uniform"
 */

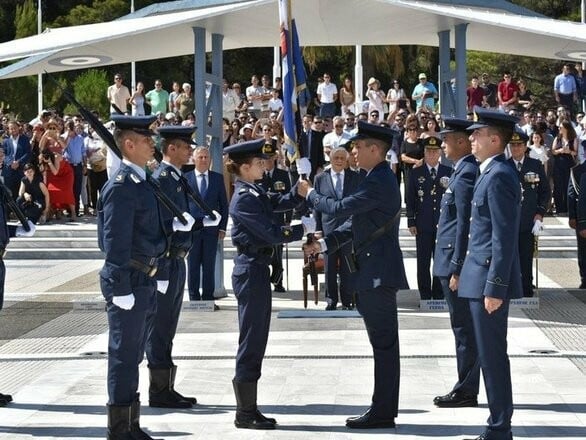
xmin=299 ymin=121 xmax=409 ymax=430
xmin=145 ymin=126 xmax=218 ymax=409
xmin=257 ymin=142 xmax=292 ymax=292
xmin=460 ymin=108 xmax=522 ymax=440
xmin=508 ymin=129 xmax=550 ymax=297
xmin=406 ymin=136 xmax=452 ymax=300
xmin=0 ymin=183 xmax=34 ymax=407
xmin=432 ymin=117 xmax=480 ymax=408
xmin=568 ymin=160 xmax=586 ymax=288
xmin=98 ymin=115 xmax=195 ymax=440
xmin=225 ymin=139 xmax=312 ymax=430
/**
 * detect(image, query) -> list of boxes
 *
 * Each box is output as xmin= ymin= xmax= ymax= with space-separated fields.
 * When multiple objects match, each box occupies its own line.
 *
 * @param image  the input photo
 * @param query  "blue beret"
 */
xmin=467 ymin=106 xmax=518 ymax=131
xmin=509 ymin=127 xmax=529 ymax=144
xmin=422 ymin=136 xmax=442 ymax=149
xmin=349 ymin=121 xmax=396 ymax=147
xmin=224 ymin=138 xmax=270 ymax=160
xmin=440 ymin=117 xmax=473 ymax=134
xmin=111 ymin=115 xmax=157 ymax=136
xmin=158 ymin=125 xmax=197 ymax=146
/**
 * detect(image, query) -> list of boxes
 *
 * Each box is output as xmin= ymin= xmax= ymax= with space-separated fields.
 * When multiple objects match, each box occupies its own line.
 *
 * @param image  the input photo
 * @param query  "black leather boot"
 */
xmin=169 ymin=365 xmax=197 ymax=405
xmin=107 ymin=404 xmax=133 ymax=440
xmin=149 ymin=367 xmax=193 ymax=408
xmin=130 ymin=395 xmax=161 ymax=440
xmin=232 ymin=380 xmax=276 ymax=429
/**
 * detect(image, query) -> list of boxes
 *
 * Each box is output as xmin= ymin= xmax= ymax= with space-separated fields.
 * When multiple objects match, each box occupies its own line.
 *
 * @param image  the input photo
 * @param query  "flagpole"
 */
xmin=37 ymin=1 xmax=43 ymax=115
xmin=130 ymin=0 xmax=136 ymax=91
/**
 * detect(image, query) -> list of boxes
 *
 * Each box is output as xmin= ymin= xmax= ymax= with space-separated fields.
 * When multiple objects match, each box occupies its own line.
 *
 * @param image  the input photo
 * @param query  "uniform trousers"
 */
xmin=439 ymin=277 xmax=480 ymax=396
xmin=576 ymin=231 xmax=586 ymax=287
xmin=552 ymin=155 xmax=573 ymax=214
xmin=102 ymin=271 xmax=157 ymax=405
xmin=518 ymin=231 xmax=536 ymax=297
xmin=146 ymin=257 xmax=186 ymax=368
xmin=232 ymin=255 xmax=272 ymax=382
xmin=469 ymin=298 xmax=513 ymax=439
xmin=356 ymin=286 xmax=400 ymax=418
xmin=415 ymin=231 xmax=443 ymax=299
xmin=324 ymin=246 xmax=354 ymax=306
xmin=187 ymin=231 xmax=219 ymax=300
xmin=270 ymin=244 xmax=284 ymax=284
xmin=0 ymin=256 xmax=5 ymax=310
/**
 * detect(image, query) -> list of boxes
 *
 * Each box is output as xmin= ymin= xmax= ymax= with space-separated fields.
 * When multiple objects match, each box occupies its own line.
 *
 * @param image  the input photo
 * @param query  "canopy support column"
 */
xmin=438 ymin=29 xmax=453 ymax=116
xmin=454 ymin=23 xmax=468 ymax=118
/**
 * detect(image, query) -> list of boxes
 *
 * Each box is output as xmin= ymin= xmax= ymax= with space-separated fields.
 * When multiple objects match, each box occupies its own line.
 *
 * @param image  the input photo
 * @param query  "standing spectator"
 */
xmin=339 ymin=76 xmax=355 ymax=115
xmin=175 ymin=83 xmax=194 ymax=121
xmin=411 ymin=73 xmax=438 ymax=112
xmin=267 ymin=89 xmax=283 ymax=114
xmin=569 ymin=160 xmax=586 ymax=288
xmin=497 ymin=71 xmax=518 ymax=112
xmin=62 ymin=122 xmax=87 ymax=217
xmin=466 ymin=76 xmax=486 ymax=111
xmin=222 ymin=79 xmax=240 ymax=121
xmin=145 ymin=79 xmax=169 ymax=116
xmin=386 ymin=80 xmax=409 ymax=117
xmin=185 ymin=147 xmax=229 ymax=309
xmin=516 ymin=79 xmax=535 ymax=111
xmin=2 ymin=121 xmax=31 ymax=199
xmin=260 ymin=75 xmax=272 ymax=117
xmin=400 ymin=124 xmax=424 ymax=200
xmin=130 ymin=82 xmax=146 ymax=116
xmin=551 ymin=120 xmax=578 ymax=215
xmin=17 ymin=163 xmax=50 ymax=224
xmin=106 ymin=73 xmax=131 ymax=115
xmin=85 ymin=131 xmax=108 ymax=216
xmin=322 ymin=116 xmax=351 ymax=164
xmin=366 ymin=78 xmax=386 ymax=123
xmin=480 ymin=73 xmax=498 ymax=109
xmin=316 ymin=73 xmax=338 ymax=118
xmin=168 ymin=81 xmax=181 ymax=113
xmin=529 ymin=131 xmax=550 ymax=175
xmin=406 ymin=137 xmax=451 ymax=300
xmin=554 ymin=63 xmax=578 ymax=117
xmin=246 ymin=75 xmax=264 ymax=117
xmin=299 ymin=115 xmax=326 ymax=180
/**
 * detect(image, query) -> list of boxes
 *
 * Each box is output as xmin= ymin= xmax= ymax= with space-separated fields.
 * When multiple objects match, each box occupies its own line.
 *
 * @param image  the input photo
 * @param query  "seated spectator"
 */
xmin=17 ymin=163 xmax=50 ymax=224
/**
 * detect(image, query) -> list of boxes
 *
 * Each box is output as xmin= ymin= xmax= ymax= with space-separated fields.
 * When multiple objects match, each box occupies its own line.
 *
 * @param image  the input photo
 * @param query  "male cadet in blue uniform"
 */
xmin=432 ymin=117 xmax=480 ymax=408
xmin=98 ymin=115 xmax=196 ymax=440
xmin=568 ymin=158 xmax=586 ymax=288
xmin=185 ymin=146 xmax=229 ymax=309
xmin=314 ymin=145 xmax=363 ymax=309
xmin=508 ymin=128 xmax=550 ymax=297
xmin=406 ymin=136 xmax=451 ymax=300
xmin=459 ymin=108 xmax=522 ymax=440
xmin=258 ymin=141 xmax=292 ymax=292
xmin=0 ymin=184 xmax=35 ymax=407
xmin=299 ymin=121 xmax=409 ymax=429
xmin=146 ymin=126 xmax=221 ymax=409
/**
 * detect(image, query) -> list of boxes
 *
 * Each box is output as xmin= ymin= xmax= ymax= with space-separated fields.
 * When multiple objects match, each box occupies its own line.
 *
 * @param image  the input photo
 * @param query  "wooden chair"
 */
xmin=302 ymin=256 xmax=324 ymax=308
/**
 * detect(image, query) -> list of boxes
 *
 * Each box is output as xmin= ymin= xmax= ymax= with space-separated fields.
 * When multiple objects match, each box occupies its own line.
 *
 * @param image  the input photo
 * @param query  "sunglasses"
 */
xmin=334 ymin=125 xmax=344 ymax=128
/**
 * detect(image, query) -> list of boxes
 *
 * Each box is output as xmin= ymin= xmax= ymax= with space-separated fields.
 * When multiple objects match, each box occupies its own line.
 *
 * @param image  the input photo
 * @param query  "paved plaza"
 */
xmin=0 ymin=218 xmax=585 ymax=439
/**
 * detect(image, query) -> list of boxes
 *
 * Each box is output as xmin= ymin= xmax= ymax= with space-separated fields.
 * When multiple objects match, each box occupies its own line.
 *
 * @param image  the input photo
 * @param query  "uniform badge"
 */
xmin=160 ymin=170 xmax=167 ymax=177
xmin=524 ymin=171 xmax=539 ymax=189
xmin=439 ymin=176 xmax=450 ymax=189
xmin=430 ymin=186 xmax=437 ymax=196
xmin=249 ymin=188 xmax=260 ymax=197
xmin=130 ymin=173 xmax=141 ymax=184
xmin=273 ymin=181 xmax=286 ymax=191
xmin=283 ymin=227 xmax=292 ymax=237
xmin=115 ymin=174 xmax=123 ymax=182
xmin=418 ymin=176 xmax=426 ymax=184
xmin=170 ymin=170 xmax=180 ymax=181
xmin=417 ymin=189 xmax=424 ymax=201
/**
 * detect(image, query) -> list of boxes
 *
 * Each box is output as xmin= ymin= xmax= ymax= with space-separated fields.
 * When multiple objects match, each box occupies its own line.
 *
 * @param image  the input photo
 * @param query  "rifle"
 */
xmin=0 ymin=181 xmax=30 ymax=231
xmin=46 ymin=73 xmax=188 ymax=225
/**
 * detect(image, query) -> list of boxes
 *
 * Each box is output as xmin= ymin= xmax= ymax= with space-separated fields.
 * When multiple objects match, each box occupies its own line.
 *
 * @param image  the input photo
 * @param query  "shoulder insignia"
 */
xmin=115 ymin=174 xmax=124 ymax=182
xmin=129 ymin=173 xmax=141 ymax=184
xmin=169 ymin=170 xmax=180 ymax=181
xmin=249 ymin=188 xmax=260 ymax=197
xmin=283 ymin=226 xmax=292 ymax=237
xmin=160 ymin=170 xmax=167 ymax=177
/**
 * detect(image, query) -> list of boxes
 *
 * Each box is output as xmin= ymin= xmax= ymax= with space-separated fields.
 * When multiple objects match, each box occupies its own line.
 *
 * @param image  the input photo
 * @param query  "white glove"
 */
xmin=15 ymin=220 xmax=36 ymax=237
xmin=532 ymin=219 xmax=543 ymax=236
xmin=112 ymin=293 xmax=135 ymax=310
xmin=301 ymin=215 xmax=316 ymax=234
xmin=173 ymin=212 xmax=196 ymax=232
xmin=296 ymin=157 xmax=312 ymax=176
xmin=203 ymin=210 xmax=221 ymax=227
xmin=156 ymin=280 xmax=169 ymax=294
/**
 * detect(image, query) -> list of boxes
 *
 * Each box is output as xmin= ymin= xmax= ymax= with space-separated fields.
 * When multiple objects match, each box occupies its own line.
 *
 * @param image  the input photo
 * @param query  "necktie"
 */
xmin=335 ymin=172 xmax=343 ymax=198
xmin=199 ymin=174 xmax=207 ymax=196
xmin=430 ymin=167 xmax=436 ymax=180
xmin=517 ymin=161 xmax=522 ymax=171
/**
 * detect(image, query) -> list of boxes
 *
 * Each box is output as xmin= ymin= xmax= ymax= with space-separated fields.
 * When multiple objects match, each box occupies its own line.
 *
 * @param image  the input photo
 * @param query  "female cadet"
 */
xmin=224 ymin=139 xmax=314 ymax=429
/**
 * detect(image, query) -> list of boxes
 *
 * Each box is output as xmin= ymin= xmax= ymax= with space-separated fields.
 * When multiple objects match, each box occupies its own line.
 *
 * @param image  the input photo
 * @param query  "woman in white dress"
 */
xmin=386 ymin=79 xmax=410 ymax=117
xmin=130 ymin=82 xmax=146 ymax=116
xmin=366 ymin=77 xmax=385 ymax=123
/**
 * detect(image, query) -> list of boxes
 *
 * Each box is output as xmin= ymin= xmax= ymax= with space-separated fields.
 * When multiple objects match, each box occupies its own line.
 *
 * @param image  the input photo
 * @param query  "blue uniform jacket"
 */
xmin=433 ymin=155 xmax=477 ymax=277
xmin=184 ymin=170 xmax=229 ymax=235
xmin=509 ymin=157 xmax=550 ymax=233
xmin=314 ymin=168 xmax=363 ymax=235
xmin=459 ymin=154 xmax=522 ymax=300
xmin=406 ymin=163 xmax=452 ymax=232
xmin=307 ymin=161 xmax=409 ymax=291
xmin=98 ymin=164 xmax=168 ymax=297
xmin=570 ymin=162 xmax=586 ymax=222
xmin=230 ymin=179 xmax=305 ymax=251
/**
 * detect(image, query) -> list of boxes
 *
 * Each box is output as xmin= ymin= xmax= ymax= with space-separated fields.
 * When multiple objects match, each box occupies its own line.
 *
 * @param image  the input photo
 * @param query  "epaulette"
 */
xmin=169 ymin=169 xmax=181 ymax=181
xmin=113 ymin=168 xmax=129 ymax=185
xmin=238 ymin=187 xmax=260 ymax=197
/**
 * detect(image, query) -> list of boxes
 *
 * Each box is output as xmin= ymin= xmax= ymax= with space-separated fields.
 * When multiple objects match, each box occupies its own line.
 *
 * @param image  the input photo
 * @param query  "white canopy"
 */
xmin=0 ymin=0 xmax=584 ymax=79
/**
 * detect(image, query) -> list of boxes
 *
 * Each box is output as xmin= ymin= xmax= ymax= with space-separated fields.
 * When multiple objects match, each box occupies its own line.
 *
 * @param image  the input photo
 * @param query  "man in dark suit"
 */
xmin=432 ymin=117 xmax=480 ymax=408
xmin=185 ymin=146 xmax=229 ymax=309
xmin=508 ymin=129 xmax=550 ymax=297
xmin=568 ymin=161 xmax=586 ymax=288
xmin=459 ymin=107 xmax=522 ymax=440
xmin=313 ymin=145 xmax=363 ymax=310
xmin=406 ymin=136 xmax=451 ymax=300
xmin=2 ymin=121 xmax=31 ymax=199
xmin=299 ymin=121 xmax=408 ymax=429
xmin=299 ymin=115 xmax=326 ymax=180
xmin=258 ymin=142 xmax=292 ymax=292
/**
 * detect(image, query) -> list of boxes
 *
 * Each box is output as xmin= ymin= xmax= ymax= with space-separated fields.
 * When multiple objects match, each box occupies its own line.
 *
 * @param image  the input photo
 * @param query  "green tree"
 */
xmin=14 ymin=0 xmax=37 ymax=38
xmin=62 ymin=69 xmax=110 ymax=118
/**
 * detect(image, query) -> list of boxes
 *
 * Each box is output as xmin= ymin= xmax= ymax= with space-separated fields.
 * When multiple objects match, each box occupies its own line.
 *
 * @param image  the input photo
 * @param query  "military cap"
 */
xmin=422 ymin=136 xmax=442 ymax=149
xmin=339 ymin=140 xmax=354 ymax=153
xmin=262 ymin=141 xmax=278 ymax=156
xmin=349 ymin=121 xmax=395 ymax=147
xmin=440 ymin=117 xmax=473 ymax=134
xmin=224 ymin=138 xmax=270 ymax=161
xmin=111 ymin=115 xmax=157 ymax=136
xmin=158 ymin=125 xmax=197 ymax=146
xmin=509 ymin=127 xmax=529 ymax=144
xmin=467 ymin=106 xmax=518 ymax=131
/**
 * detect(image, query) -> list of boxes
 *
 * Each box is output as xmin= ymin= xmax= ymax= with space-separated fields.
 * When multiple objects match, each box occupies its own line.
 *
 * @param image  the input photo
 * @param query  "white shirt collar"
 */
xmin=122 ymin=159 xmax=146 ymax=180
xmin=195 ymin=169 xmax=208 ymax=177
xmin=454 ymin=153 xmax=473 ymax=171
xmin=161 ymin=160 xmax=181 ymax=174
xmin=479 ymin=154 xmax=500 ymax=174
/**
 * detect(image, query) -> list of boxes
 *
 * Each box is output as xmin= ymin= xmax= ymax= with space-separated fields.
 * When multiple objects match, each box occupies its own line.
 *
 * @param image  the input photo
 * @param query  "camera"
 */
xmin=42 ymin=149 xmax=55 ymax=162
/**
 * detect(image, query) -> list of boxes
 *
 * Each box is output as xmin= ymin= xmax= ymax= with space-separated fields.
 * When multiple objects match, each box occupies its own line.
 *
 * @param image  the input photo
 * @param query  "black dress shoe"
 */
xmin=273 ymin=284 xmax=286 ymax=292
xmin=213 ymin=304 xmax=220 ymax=311
xmin=434 ymin=391 xmax=478 ymax=407
xmin=325 ymin=304 xmax=337 ymax=311
xmin=0 ymin=393 xmax=12 ymax=403
xmin=346 ymin=409 xmax=395 ymax=429
xmin=341 ymin=304 xmax=354 ymax=310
